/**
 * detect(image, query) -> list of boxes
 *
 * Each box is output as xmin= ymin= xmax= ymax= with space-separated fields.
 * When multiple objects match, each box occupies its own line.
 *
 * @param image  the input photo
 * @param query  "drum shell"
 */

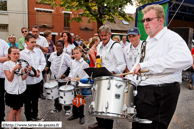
xmin=92 ymin=76 xmax=135 ymax=119
xmin=44 ymin=81 xmax=59 ymax=100
xmin=59 ymin=85 xmax=74 ymax=106
xmin=78 ymin=82 xmax=92 ymax=96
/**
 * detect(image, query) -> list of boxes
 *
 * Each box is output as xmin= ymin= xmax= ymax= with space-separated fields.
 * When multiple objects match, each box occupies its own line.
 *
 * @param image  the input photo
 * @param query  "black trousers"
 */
xmin=0 ymin=78 xmax=5 ymax=122
xmin=132 ymin=82 xmax=180 ymax=129
xmin=24 ymin=82 xmax=40 ymax=120
xmin=96 ymin=117 xmax=114 ymax=129
xmin=39 ymin=80 xmax=44 ymax=97
xmin=54 ymin=82 xmax=71 ymax=111
xmin=72 ymin=105 xmax=84 ymax=118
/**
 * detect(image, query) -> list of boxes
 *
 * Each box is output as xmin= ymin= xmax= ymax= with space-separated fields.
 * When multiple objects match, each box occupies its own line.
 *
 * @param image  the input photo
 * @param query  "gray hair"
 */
xmin=98 ymin=25 xmax=111 ymax=34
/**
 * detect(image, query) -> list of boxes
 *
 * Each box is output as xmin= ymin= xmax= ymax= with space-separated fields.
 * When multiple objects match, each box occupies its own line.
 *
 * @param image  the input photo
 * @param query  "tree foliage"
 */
xmin=134 ymin=0 xmax=160 ymax=7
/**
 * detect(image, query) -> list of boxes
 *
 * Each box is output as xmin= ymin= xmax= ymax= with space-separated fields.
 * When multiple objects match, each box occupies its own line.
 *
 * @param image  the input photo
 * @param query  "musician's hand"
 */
xmin=133 ymin=64 xmax=141 ymax=76
xmin=125 ymin=69 xmax=129 ymax=73
xmin=28 ymin=66 xmax=32 ymax=72
xmin=61 ymin=74 xmax=66 ymax=79
xmin=110 ymin=71 xmax=115 ymax=74
xmin=68 ymin=77 xmax=71 ymax=80
xmin=35 ymin=70 xmax=40 ymax=77
xmin=44 ymin=68 xmax=49 ymax=74
xmin=14 ymin=63 xmax=22 ymax=70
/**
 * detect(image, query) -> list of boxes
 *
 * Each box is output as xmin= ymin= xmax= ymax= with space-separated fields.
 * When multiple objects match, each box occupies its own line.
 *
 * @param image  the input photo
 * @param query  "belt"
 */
xmin=139 ymin=82 xmax=179 ymax=87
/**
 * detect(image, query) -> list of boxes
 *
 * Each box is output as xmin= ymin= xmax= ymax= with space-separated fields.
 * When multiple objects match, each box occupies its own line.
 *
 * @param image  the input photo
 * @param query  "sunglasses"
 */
xmin=140 ymin=17 xmax=160 ymax=23
xmin=22 ymin=31 xmax=28 ymax=33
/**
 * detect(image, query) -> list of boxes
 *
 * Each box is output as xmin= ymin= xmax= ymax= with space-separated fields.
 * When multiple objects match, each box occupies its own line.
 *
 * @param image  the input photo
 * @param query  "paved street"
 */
xmin=4 ymin=78 xmax=194 ymax=129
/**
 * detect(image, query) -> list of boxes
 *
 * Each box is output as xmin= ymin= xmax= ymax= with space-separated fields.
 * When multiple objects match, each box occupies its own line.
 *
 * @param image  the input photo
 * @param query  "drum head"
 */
xmin=78 ymin=82 xmax=92 ymax=87
xmin=44 ymin=81 xmax=58 ymax=88
xmin=59 ymin=85 xmax=74 ymax=91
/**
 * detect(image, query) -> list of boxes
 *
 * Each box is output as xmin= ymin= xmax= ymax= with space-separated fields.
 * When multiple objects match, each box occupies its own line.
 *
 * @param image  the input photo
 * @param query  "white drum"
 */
xmin=59 ymin=85 xmax=75 ymax=105
xmin=44 ymin=81 xmax=59 ymax=100
xmin=89 ymin=76 xmax=136 ymax=119
xmin=78 ymin=82 xmax=92 ymax=96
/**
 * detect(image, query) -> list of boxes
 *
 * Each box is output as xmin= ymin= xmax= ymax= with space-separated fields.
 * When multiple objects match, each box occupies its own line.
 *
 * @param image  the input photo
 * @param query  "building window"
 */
xmin=36 ymin=10 xmax=52 ymax=27
xmin=0 ymin=24 xmax=8 ymax=30
xmin=64 ymin=13 xmax=70 ymax=28
xmin=81 ymin=17 xmax=93 ymax=30
xmin=0 ymin=0 xmax=7 ymax=11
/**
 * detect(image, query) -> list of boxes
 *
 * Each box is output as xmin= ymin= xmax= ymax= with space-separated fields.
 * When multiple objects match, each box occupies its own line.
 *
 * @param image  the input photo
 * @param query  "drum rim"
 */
xmin=59 ymin=85 xmax=74 ymax=91
xmin=44 ymin=85 xmax=58 ymax=89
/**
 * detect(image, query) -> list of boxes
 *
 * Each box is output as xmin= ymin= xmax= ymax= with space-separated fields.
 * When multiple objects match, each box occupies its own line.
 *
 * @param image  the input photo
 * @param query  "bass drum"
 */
xmin=89 ymin=76 xmax=136 ymax=119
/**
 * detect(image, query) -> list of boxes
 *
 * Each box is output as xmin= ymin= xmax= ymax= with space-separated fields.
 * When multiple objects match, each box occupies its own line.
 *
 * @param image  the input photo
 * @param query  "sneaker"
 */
xmin=51 ymin=109 xmax=58 ymax=113
xmin=65 ymin=110 xmax=71 ymax=115
xmin=32 ymin=116 xmax=45 ymax=121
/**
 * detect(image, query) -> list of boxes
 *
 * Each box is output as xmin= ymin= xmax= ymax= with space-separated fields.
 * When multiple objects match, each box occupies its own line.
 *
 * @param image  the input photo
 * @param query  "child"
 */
xmin=67 ymin=46 xmax=89 ymax=124
xmin=20 ymin=33 xmax=46 ymax=121
xmin=44 ymin=40 xmax=72 ymax=114
xmin=3 ymin=46 xmax=32 ymax=122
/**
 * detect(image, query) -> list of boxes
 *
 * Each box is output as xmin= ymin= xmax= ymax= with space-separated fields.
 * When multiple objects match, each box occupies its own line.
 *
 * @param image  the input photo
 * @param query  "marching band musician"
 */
xmin=123 ymin=27 xmax=142 ymax=73
xmin=131 ymin=4 xmax=192 ymax=129
xmin=88 ymin=25 xmax=126 ymax=129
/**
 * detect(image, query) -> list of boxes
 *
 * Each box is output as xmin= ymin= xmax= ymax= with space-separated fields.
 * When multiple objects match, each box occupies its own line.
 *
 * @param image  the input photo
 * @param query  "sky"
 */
xmin=124 ymin=3 xmax=137 ymax=14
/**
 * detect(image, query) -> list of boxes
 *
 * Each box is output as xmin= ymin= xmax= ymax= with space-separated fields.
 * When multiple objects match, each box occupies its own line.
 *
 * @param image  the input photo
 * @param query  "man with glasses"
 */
xmin=123 ymin=27 xmax=142 ymax=73
xmin=120 ymin=35 xmax=129 ymax=49
xmin=18 ymin=27 xmax=29 ymax=50
xmin=131 ymin=4 xmax=192 ymax=129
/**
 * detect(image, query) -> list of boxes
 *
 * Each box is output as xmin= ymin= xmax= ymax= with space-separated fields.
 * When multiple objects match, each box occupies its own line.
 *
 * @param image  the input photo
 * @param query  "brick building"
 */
xmin=28 ymin=0 xmax=97 ymax=43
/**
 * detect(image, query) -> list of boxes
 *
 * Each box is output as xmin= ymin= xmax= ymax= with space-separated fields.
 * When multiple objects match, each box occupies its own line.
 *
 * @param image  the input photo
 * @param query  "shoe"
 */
xmin=39 ymin=94 xmax=46 ymax=100
xmin=51 ymin=109 xmax=58 ymax=113
xmin=32 ymin=116 xmax=45 ymax=121
xmin=67 ymin=115 xmax=78 ymax=121
xmin=79 ymin=117 xmax=85 ymax=124
xmin=88 ymin=122 xmax=105 ymax=129
xmin=65 ymin=110 xmax=71 ymax=115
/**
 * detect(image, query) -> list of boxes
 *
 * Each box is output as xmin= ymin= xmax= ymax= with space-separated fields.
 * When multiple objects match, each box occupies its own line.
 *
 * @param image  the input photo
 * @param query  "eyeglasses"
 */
xmin=22 ymin=31 xmax=28 ymax=33
xmin=140 ymin=17 xmax=160 ymax=23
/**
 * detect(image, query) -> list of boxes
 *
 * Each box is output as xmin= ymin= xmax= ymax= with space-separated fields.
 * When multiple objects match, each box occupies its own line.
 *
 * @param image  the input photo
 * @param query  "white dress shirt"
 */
xmin=68 ymin=58 xmax=89 ymax=85
xmin=3 ymin=60 xmax=26 ymax=94
xmin=137 ymin=27 xmax=192 ymax=85
xmin=48 ymin=52 xmax=71 ymax=82
xmin=0 ymin=39 xmax=9 ymax=78
xmin=63 ymin=43 xmax=75 ymax=56
xmin=120 ymin=41 xmax=130 ymax=48
xmin=35 ymin=35 xmax=48 ymax=50
xmin=20 ymin=48 xmax=46 ymax=85
xmin=123 ymin=41 xmax=142 ymax=71
xmin=97 ymin=39 xmax=126 ymax=74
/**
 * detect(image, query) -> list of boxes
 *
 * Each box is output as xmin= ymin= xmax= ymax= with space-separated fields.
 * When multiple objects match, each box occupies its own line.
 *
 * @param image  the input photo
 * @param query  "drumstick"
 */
xmin=64 ymin=79 xmax=70 ymax=89
xmin=114 ymin=70 xmax=149 ymax=76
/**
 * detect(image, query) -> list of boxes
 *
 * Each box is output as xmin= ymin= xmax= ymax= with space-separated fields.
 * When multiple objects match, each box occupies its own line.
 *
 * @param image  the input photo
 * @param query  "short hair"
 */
xmin=7 ymin=46 xmax=19 ymax=61
xmin=98 ymin=25 xmax=111 ymax=34
xmin=112 ymin=36 xmax=120 ymax=42
xmin=89 ymin=37 xmax=100 ymax=48
xmin=43 ymin=30 xmax=52 ymax=38
xmin=73 ymin=46 xmax=82 ymax=53
xmin=56 ymin=40 xmax=64 ymax=47
xmin=60 ymin=31 xmax=72 ymax=44
xmin=25 ymin=33 xmax=36 ymax=42
xmin=21 ymin=27 xmax=28 ymax=32
xmin=32 ymin=25 xmax=39 ymax=31
xmin=142 ymin=4 xmax=165 ymax=20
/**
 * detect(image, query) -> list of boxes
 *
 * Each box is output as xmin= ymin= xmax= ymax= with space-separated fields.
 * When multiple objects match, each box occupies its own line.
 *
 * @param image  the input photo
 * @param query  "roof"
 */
xmin=105 ymin=14 xmax=135 ymax=31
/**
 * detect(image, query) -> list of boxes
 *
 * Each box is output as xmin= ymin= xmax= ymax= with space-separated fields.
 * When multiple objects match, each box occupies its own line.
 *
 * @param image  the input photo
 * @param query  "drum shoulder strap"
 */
xmin=110 ymin=41 xmax=119 ymax=49
xmin=140 ymin=40 xmax=147 ymax=63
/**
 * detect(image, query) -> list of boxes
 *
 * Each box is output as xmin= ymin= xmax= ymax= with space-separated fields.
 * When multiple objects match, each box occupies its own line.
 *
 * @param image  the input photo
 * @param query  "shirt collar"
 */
xmin=76 ymin=58 xmax=83 ymax=63
xmin=100 ymin=38 xmax=113 ymax=48
xmin=147 ymin=27 xmax=167 ymax=41
xmin=132 ymin=40 xmax=141 ymax=49
xmin=23 ymin=47 xmax=36 ymax=53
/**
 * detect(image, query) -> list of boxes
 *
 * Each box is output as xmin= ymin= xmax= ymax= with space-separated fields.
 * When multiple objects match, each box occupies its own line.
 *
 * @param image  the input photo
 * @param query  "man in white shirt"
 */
xmin=88 ymin=25 xmax=126 ymax=129
xmin=0 ymin=39 xmax=9 ymax=124
xmin=124 ymin=27 xmax=142 ymax=73
xmin=120 ymin=35 xmax=130 ymax=48
xmin=20 ymin=33 xmax=46 ymax=121
xmin=31 ymin=25 xmax=48 ymax=99
xmin=131 ymin=4 xmax=192 ymax=129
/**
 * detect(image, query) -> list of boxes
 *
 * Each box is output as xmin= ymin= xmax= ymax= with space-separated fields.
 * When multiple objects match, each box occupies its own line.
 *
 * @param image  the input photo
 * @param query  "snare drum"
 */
xmin=89 ymin=76 xmax=136 ymax=119
xmin=59 ymin=85 xmax=74 ymax=105
xmin=78 ymin=82 xmax=92 ymax=96
xmin=44 ymin=81 xmax=59 ymax=100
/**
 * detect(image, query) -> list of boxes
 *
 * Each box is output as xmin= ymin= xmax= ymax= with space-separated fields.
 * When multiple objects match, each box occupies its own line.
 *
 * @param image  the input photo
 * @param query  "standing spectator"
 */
xmin=0 ymin=39 xmax=9 ymax=127
xmin=74 ymin=35 xmax=82 ymax=45
xmin=88 ymin=37 xmax=100 ymax=67
xmin=120 ymin=35 xmax=130 ymax=49
xmin=43 ymin=30 xmax=56 ymax=54
xmin=7 ymin=34 xmax=19 ymax=48
xmin=61 ymin=31 xmax=75 ymax=58
xmin=112 ymin=35 xmax=120 ymax=42
xmin=31 ymin=25 xmax=48 ymax=53
xmin=18 ymin=27 xmax=29 ymax=50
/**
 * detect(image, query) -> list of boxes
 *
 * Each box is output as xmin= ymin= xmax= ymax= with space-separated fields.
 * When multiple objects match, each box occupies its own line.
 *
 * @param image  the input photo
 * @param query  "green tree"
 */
xmin=40 ymin=0 xmax=134 ymax=29
xmin=134 ymin=0 xmax=160 ymax=7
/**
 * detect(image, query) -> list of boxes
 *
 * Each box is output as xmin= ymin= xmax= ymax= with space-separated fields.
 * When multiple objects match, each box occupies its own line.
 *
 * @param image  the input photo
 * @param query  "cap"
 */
xmin=127 ymin=27 xmax=140 ymax=36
